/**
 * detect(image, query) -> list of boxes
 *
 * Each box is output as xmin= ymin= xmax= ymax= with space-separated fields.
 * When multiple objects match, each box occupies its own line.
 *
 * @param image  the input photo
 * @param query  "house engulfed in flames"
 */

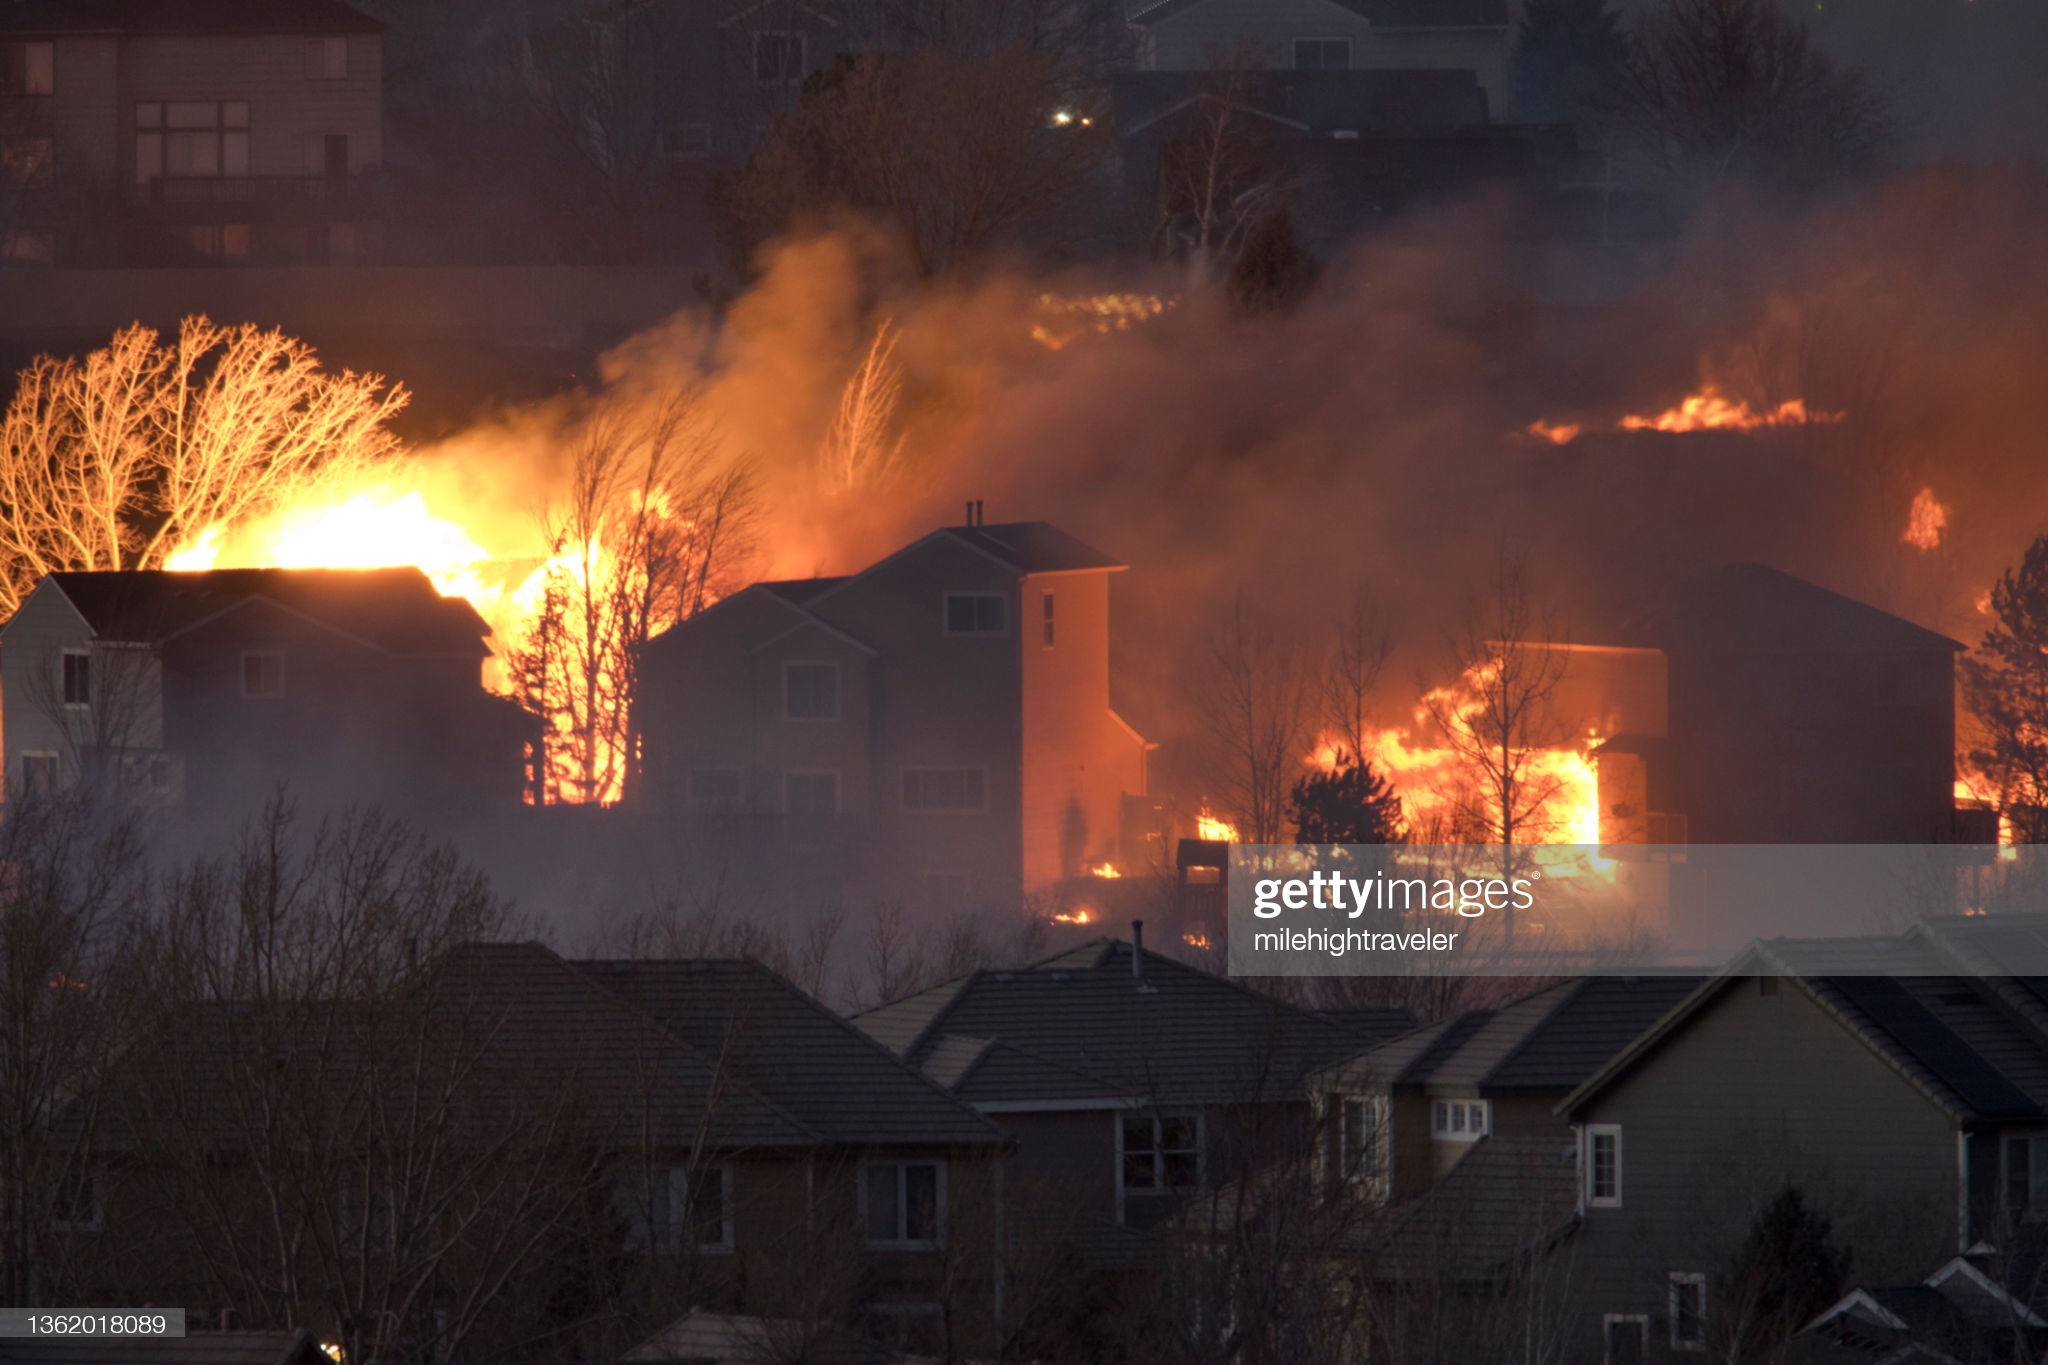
xmin=634 ymin=515 xmax=1150 ymax=906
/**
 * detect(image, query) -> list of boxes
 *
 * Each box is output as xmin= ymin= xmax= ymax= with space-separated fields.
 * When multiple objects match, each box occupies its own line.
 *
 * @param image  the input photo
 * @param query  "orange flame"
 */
xmin=1902 ymin=487 xmax=1949 ymax=552
xmin=1618 ymin=387 xmax=1835 ymax=433
xmin=1052 ymin=907 xmax=1095 ymax=925
xmin=1089 ymin=862 xmax=1121 ymax=879
xmin=1524 ymin=420 xmax=1581 ymax=446
xmin=1182 ymin=932 xmax=1213 ymax=951
xmin=1194 ymin=807 xmax=1239 ymax=842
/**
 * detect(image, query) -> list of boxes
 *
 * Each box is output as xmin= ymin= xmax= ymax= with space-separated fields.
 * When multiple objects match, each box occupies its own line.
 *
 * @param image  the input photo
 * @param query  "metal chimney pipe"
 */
xmin=965 ymin=500 xmax=973 ymax=526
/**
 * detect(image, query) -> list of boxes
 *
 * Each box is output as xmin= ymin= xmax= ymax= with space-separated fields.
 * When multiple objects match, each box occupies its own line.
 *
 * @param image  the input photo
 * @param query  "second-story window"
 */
xmin=1587 ymin=1124 xmax=1622 ymax=1206
xmin=1336 ymin=1095 xmax=1386 ymax=1186
xmin=784 ymin=662 xmax=838 ymax=719
xmin=61 ymin=650 xmax=89 ymax=707
xmin=1431 ymin=1098 xmax=1489 ymax=1140
xmin=2 ymin=42 xmax=54 ymax=96
xmin=135 ymin=101 xmax=249 ymax=182
xmin=864 ymin=1160 xmax=943 ymax=1248
xmin=307 ymin=36 xmax=348 ymax=80
xmin=944 ymin=593 xmax=1005 ymax=635
xmin=242 ymin=651 xmax=284 ymax=699
xmin=1121 ymin=1113 xmax=1200 ymax=1194
xmin=1041 ymin=591 xmax=1055 ymax=647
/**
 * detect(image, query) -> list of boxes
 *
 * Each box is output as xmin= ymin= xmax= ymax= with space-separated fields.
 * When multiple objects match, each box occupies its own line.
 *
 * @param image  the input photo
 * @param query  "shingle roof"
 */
xmin=575 ymin=959 xmax=1007 ymax=1148
xmin=852 ymin=940 xmax=1384 ymax=1108
xmin=1616 ymin=564 xmax=1962 ymax=657
xmin=25 ymin=569 xmax=492 ymax=656
xmin=0 ymin=0 xmax=381 ymax=34
xmin=1361 ymin=1135 xmax=1580 ymax=1281
xmin=943 ymin=522 xmax=1124 ymax=575
xmin=1129 ymin=0 xmax=1507 ymax=29
xmin=757 ymin=577 xmax=849 ymax=607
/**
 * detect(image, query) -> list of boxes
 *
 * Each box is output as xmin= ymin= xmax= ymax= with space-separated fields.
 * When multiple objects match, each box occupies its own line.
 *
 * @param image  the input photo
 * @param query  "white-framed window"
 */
xmin=688 ymin=766 xmax=742 ymax=808
xmin=134 ymin=101 xmax=249 ymax=183
xmin=307 ymin=36 xmax=349 ymax=79
xmin=754 ymin=31 xmax=805 ymax=83
xmin=1336 ymin=1094 xmax=1388 ymax=1187
xmin=659 ymin=122 xmax=713 ymax=160
xmin=49 ymin=1171 xmax=100 ymax=1233
xmin=3 ymin=41 xmax=54 ymax=96
xmin=60 ymin=649 xmax=90 ymax=707
xmin=1041 ymin=591 xmax=1055 ymax=647
xmin=20 ymin=752 xmax=58 ymax=797
xmin=1586 ymin=1123 xmax=1622 ymax=1207
xmin=1603 ymin=1313 xmax=1648 ymax=1365
xmin=1668 ymin=1272 xmax=1706 ymax=1351
xmin=862 ymin=1160 xmax=944 ymax=1248
xmin=615 ymin=1165 xmax=733 ymax=1255
xmin=902 ymin=767 xmax=986 ymax=811
xmin=241 ymin=650 xmax=284 ymax=699
xmin=943 ymin=592 xmax=1006 ymax=635
xmin=1431 ymin=1098 xmax=1489 ymax=1140
xmin=1292 ymin=37 xmax=1352 ymax=69
xmin=121 ymin=752 xmax=174 ymax=795
xmin=1121 ymin=1113 xmax=1200 ymax=1195
xmin=784 ymin=661 xmax=839 ymax=720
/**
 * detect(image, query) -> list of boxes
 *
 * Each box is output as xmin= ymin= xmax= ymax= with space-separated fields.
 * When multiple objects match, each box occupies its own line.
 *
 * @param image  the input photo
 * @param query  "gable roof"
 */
xmin=1314 ymin=975 xmax=1704 ymax=1098
xmin=1561 ymin=935 xmax=2048 ymax=1125
xmin=0 ymin=0 xmax=382 ymax=35
xmin=852 ymin=939 xmax=1406 ymax=1108
xmin=1614 ymin=564 xmax=1963 ymax=657
xmin=20 ymin=569 xmax=492 ymax=657
xmin=936 ymin=522 xmax=1124 ymax=576
xmin=1360 ymin=1134 xmax=1580 ymax=1282
xmin=574 ymin=958 xmax=1007 ymax=1148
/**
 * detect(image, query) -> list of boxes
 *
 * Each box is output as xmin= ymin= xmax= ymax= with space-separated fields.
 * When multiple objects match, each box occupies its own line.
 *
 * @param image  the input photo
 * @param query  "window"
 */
xmin=1669 ymin=1273 xmax=1706 ymax=1351
xmin=659 ymin=122 xmax=713 ymax=160
xmin=1431 ymin=1098 xmax=1489 ymax=1140
xmin=616 ymin=1166 xmax=733 ymax=1255
xmin=121 ymin=753 xmax=174 ymax=795
xmin=902 ymin=768 xmax=986 ymax=811
xmin=2005 ymin=1133 xmax=2048 ymax=1220
xmin=1041 ymin=591 xmax=1055 ymax=647
xmin=61 ymin=650 xmax=90 ymax=706
xmin=754 ymin=31 xmax=805 ymax=83
xmin=864 ymin=1160 xmax=944 ymax=1248
xmin=1121 ymin=1113 xmax=1200 ymax=1194
xmin=135 ymin=101 xmax=248 ymax=182
xmin=242 ymin=651 xmax=284 ymax=699
xmin=1603 ymin=1314 xmax=1648 ymax=1365
xmin=1292 ymin=37 xmax=1352 ymax=69
xmin=49 ymin=1172 xmax=99 ymax=1232
xmin=3 ymin=42 xmax=54 ymax=96
xmin=21 ymin=753 xmax=58 ymax=797
xmin=944 ymin=593 xmax=1006 ymax=635
xmin=784 ymin=662 xmax=838 ymax=719
xmin=308 ymin=36 xmax=348 ymax=79
xmin=1587 ymin=1124 xmax=1622 ymax=1206
xmin=2 ymin=137 xmax=52 ymax=188
xmin=1337 ymin=1095 xmax=1386 ymax=1185
xmin=688 ymin=766 xmax=742 ymax=808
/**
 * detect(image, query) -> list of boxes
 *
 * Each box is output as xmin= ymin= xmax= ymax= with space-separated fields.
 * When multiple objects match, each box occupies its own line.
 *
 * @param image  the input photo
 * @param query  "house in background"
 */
xmin=635 ymin=517 xmax=1151 ymax=906
xmin=0 ymin=0 xmax=384 ymax=266
xmin=0 ymin=568 xmax=536 ymax=819
xmin=852 ymin=931 xmax=1414 ymax=1257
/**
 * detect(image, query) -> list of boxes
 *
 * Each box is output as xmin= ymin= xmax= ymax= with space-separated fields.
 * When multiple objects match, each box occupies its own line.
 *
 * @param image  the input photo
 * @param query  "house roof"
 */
xmin=1561 ymin=934 xmax=2048 ymax=1125
xmin=1129 ymin=0 xmax=1508 ymax=30
xmin=940 ymin=522 xmax=1124 ymax=575
xmin=1615 ymin=564 xmax=1963 ymax=657
xmin=1359 ymin=1134 xmax=1580 ymax=1282
xmin=1112 ymin=68 xmax=1491 ymax=139
xmin=22 ymin=569 xmax=493 ymax=657
xmin=574 ymin=958 xmax=1007 ymax=1148
xmin=1314 ymin=975 xmax=1704 ymax=1097
xmin=757 ymin=576 xmax=850 ymax=607
xmin=852 ymin=939 xmax=1406 ymax=1108
xmin=0 ymin=1332 xmax=330 ymax=1365
xmin=0 ymin=0 xmax=382 ymax=35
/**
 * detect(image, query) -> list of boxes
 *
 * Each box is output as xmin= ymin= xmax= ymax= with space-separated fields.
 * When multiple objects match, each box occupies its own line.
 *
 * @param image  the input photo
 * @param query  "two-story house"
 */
xmin=0 ymin=0 xmax=383 ymax=266
xmin=635 ymin=517 xmax=1151 ymax=905
xmin=851 ymin=929 xmax=1414 ymax=1263
xmin=0 ymin=567 xmax=536 ymax=819
xmin=1559 ymin=917 xmax=2048 ymax=1365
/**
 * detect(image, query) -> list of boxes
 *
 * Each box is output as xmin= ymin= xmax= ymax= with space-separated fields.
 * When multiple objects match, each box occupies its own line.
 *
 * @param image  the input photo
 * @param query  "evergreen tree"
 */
xmin=1963 ymin=535 xmax=2048 ymax=842
xmin=1717 ymin=1186 xmax=1851 ymax=1360
xmin=1512 ymin=0 xmax=1628 ymax=128
xmin=1288 ymin=753 xmax=1404 ymax=846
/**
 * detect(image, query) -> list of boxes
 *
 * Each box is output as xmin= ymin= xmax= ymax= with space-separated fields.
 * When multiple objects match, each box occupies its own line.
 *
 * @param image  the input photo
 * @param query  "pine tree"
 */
xmin=1962 ymin=534 xmax=2048 ymax=841
xmin=1512 ymin=0 xmax=1628 ymax=128
xmin=1288 ymin=753 xmax=1404 ymax=846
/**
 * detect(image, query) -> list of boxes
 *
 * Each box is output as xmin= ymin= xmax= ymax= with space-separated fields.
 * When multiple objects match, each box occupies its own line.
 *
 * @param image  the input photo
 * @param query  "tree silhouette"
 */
xmin=1962 ymin=534 xmax=2048 ymax=842
xmin=1289 ymin=755 xmax=1403 ymax=846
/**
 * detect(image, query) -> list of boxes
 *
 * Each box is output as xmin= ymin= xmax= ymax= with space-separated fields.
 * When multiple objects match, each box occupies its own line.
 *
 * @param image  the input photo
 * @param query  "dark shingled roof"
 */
xmin=1616 ymin=564 xmax=1963 ymax=657
xmin=0 ymin=0 xmax=381 ymax=34
xmin=757 ymin=576 xmax=849 ymax=607
xmin=28 ymin=569 xmax=492 ymax=656
xmin=0 ymin=1333 xmax=329 ymax=1365
xmin=576 ymin=958 xmax=1007 ymax=1148
xmin=1131 ymin=0 xmax=1507 ymax=29
xmin=853 ymin=940 xmax=1395 ymax=1107
xmin=1360 ymin=1135 xmax=1580 ymax=1281
xmin=944 ymin=522 xmax=1124 ymax=575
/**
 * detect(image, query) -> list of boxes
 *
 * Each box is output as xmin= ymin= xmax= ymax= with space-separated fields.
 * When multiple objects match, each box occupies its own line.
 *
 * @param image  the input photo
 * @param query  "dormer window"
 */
xmin=1431 ymin=1098 xmax=1489 ymax=1140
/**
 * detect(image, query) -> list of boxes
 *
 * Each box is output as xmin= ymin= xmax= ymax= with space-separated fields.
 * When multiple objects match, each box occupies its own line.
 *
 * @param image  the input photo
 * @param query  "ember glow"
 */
xmin=1029 ymin=293 xmax=1173 ymax=350
xmin=1089 ymin=862 xmax=1121 ymax=879
xmin=1523 ymin=420 xmax=1582 ymax=446
xmin=1052 ymin=907 xmax=1095 ymax=925
xmin=1526 ymin=385 xmax=1844 ymax=444
xmin=1194 ymin=808 xmax=1240 ymax=843
xmin=1902 ymin=486 xmax=1950 ymax=551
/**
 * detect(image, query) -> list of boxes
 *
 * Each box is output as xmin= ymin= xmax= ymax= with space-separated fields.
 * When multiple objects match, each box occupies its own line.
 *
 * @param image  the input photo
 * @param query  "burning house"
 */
xmin=0 ymin=567 xmax=536 ymax=819
xmin=633 ymin=515 xmax=1150 ymax=906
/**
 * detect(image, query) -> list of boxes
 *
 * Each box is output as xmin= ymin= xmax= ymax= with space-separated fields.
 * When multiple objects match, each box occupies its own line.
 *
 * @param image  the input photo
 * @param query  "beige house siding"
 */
xmin=0 ymin=582 xmax=168 ymax=795
xmin=38 ymin=37 xmax=122 ymax=188
xmin=1570 ymin=979 xmax=1959 ymax=1359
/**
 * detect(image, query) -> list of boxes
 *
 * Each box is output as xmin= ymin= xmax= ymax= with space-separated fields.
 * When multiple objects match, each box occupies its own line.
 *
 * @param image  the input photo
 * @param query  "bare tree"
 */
xmin=1151 ymin=41 xmax=1294 ymax=286
xmin=1317 ymin=590 xmax=1392 ymax=767
xmin=0 ymin=318 xmax=407 ymax=616
xmin=511 ymin=389 xmax=757 ymax=806
xmin=1198 ymin=600 xmax=1312 ymax=845
xmin=819 ymin=318 xmax=906 ymax=495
